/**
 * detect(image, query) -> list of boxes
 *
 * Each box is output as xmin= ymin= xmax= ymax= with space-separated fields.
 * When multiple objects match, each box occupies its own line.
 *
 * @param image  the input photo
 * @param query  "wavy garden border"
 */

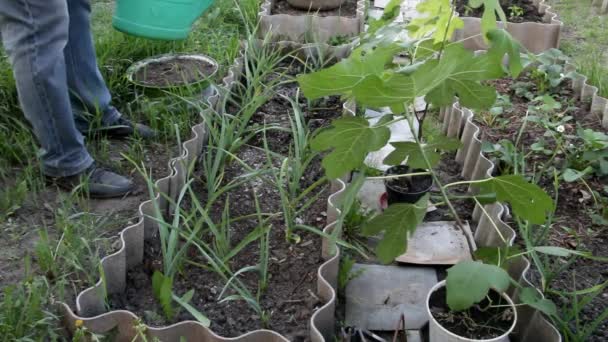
xmin=454 ymin=0 xmax=562 ymax=54
xmin=59 ymin=44 xmax=357 ymax=341
xmin=259 ymin=0 xmax=366 ymax=44
xmin=433 ymin=60 xmax=608 ymax=341
xmin=592 ymin=0 xmax=608 ymax=14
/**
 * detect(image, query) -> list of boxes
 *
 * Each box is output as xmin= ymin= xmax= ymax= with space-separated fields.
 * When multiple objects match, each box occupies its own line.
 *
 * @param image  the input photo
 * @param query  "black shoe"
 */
xmin=51 ymin=164 xmax=135 ymax=199
xmin=98 ymin=117 xmax=156 ymax=139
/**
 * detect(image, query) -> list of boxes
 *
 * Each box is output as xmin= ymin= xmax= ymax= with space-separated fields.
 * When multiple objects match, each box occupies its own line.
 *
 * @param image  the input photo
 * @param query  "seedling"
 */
xmin=477 ymin=94 xmax=512 ymax=128
xmin=508 ymin=5 xmax=524 ymax=20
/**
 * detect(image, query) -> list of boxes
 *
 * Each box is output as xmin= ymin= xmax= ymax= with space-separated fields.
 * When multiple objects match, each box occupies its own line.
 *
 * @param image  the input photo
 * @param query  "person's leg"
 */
xmin=64 ymin=0 xmax=154 ymax=139
xmin=63 ymin=0 xmax=119 ymax=131
xmin=0 ymin=0 xmax=135 ymax=198
xmin=0 ymin=0 xmax=93 ymax=177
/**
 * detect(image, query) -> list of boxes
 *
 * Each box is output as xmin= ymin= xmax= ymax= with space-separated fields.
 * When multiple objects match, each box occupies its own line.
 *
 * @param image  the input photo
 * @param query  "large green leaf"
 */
xmin=477 ymin=175 xmax=554 ymax=224
xmin=413 ymin=44 xmax=503 ymax=109
xmin=409 ymin=0 xmax=464 ymax=43
xmin=426 ymin=78 xmax=497 ymax=109
xmin=362 ymin=194 xmax=429 ymax=264
xmin=446 ymin=261 xmax=511 ymax=311
xmin=311 ymin=116 xmax=391 ymax=179
xmin=519 ymin=287 xmax=557 ymax=316
xmin=352 ymin=73 xmax=416 ymax=107
xmin=355 ymin=44 xmax=502 ymax=109
xmin=486 ymin=29 xmax=523 ymax=77
xmin=469 ymin=0 xmax=508 ymax=39
xmin=384 ymin=135 xmax=462 ymax=168
xmin=297 ymin=44 xmax=402 ymax=100
xmin=368 ymin=0 xmax=403 ymax=33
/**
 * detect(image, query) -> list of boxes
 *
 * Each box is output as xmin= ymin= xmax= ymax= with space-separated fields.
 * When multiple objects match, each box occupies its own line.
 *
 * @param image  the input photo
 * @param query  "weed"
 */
xmin=0 ymin=275 xmax=60 ymax=340
xmin=508 ymin=5 xmax=524 ymax=20
xmin=566 ymin=128 xmax=608 ymax=177
xmin=547 ymin=275 xmax=608 ymax=342
xmin=0 ymin=179 xmax=28 ymax=221
xmin=338 ymin=255 xmax=365 ymax=292
xmin=477 ymin=94 xmax=512 ymax=128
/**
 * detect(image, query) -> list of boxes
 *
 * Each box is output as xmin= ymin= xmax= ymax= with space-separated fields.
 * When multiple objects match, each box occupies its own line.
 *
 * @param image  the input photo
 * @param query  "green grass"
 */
xmin=548 ymin=0 xmax=608 ymax=97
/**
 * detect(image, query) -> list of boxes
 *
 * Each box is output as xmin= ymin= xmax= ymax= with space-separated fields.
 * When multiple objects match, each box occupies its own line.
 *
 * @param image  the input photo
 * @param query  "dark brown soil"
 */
xmin=426 ymin=153 xmax=475 ymax=223
xmin=108 ymin=60 xmax=345 ymax=340
xmin=272 ymin=0 xmax=358 ymax=17
xmin=454 ymin=0 xmax=545 ymax=23
xmin=133 ymin=58 xmax=216 ymax=87
xmin=429 ymin=286 xmax=515 ymax=339
xmin=473 ymin=71 xmax=608 ymax=340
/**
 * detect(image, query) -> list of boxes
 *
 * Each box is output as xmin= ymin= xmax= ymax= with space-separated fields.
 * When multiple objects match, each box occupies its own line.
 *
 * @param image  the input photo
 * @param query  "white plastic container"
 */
xmin=426 ymin=281 xmax=517 ymax=342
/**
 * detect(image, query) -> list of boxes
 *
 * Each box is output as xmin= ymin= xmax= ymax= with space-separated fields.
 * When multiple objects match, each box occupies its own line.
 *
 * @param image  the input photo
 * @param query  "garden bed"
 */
xmin=107 ymin=59 xmax=345 ymax=338
xmin=475 ymin=68 xmax=608 ymax=341
xmin=441 ymin=55 xmax=608 ymax=341
xmin=454 ymin=0 xmax=544 ymax=23
xmin=453 ymin=0 xmax=562 ymax=53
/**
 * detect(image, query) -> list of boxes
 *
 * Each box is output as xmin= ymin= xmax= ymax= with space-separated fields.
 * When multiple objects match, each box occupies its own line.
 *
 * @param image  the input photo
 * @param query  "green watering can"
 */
xmin=113 ymin=0 xmax=215 ymax=40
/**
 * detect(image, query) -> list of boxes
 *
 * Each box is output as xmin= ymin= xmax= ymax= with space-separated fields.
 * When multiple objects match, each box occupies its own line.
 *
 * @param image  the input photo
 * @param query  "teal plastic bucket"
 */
xmin=113 ymin=0 xmax=215 ymax=40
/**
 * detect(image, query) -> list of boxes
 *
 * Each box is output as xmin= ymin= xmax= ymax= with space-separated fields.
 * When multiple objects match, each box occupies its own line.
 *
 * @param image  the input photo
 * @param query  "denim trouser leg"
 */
xmin=65 ymin=0 xmax=120 ymax=133
xmin=0 ymin=0 xmax=93 ymax=177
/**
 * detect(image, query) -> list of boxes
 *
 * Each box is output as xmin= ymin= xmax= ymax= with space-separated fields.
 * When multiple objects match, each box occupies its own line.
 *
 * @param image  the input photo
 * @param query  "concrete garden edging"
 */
xmin=454 ymin=0 xmax=562 ymax=54
xmin=259 ymin=0 xmax=366 ymax=44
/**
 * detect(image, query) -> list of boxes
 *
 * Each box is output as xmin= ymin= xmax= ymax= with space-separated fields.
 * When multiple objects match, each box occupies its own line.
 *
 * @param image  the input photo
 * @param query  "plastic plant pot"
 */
xmin=126 ymin=54 xmax=218 ymax=98
xmin=286 ymin=0 xmax=346 ymax=11
xmin=384 ymin=165 xmax=433 ymax=205
xmin=113 ymin=0 xmax=215 ymax=40
xmin=426 ymin=281 xmax=517 ymax=342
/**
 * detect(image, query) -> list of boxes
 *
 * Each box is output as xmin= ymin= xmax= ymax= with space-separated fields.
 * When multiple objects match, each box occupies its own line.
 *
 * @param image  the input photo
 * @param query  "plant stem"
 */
xmin=474 ymin=198 xmax=508 ymax=244
xmin=443 ymin=178 xmax=493 ymax=189
xmin=406 ymin=113 xmax=476 ymax=255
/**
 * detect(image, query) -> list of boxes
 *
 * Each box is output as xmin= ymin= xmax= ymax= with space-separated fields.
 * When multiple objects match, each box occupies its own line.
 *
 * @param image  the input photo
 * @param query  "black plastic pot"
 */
xmin=384 ymin=165 xmax=433 ymax=205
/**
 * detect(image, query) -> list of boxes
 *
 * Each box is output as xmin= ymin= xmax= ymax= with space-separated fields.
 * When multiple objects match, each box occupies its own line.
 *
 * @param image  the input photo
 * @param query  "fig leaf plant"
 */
xmin=297 ymin=0 xmax=556 ymax=315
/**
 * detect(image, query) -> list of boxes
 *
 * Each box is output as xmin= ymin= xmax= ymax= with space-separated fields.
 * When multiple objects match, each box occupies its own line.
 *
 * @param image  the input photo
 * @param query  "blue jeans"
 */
xmin=0 ymin=0 xmax=121 ymax=177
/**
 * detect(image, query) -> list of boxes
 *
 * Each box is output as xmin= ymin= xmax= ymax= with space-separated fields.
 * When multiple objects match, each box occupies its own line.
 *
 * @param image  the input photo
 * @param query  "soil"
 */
xmin=429 ymin=286 xmax=515 ymax=339
xmin=426 ymin=153 xmax=475 ymax=223
xmin=272 ymin=0 xmax=358 ymax=18
xmin=133 ymin=58 xmax=216 ymax=87
xmin=108 ymin=59 xmax=345 ymax=340
xmin=473 ymin=70 xmax=608 ymax=340
xmin=454 ymin=0 xmax=545 ymax=23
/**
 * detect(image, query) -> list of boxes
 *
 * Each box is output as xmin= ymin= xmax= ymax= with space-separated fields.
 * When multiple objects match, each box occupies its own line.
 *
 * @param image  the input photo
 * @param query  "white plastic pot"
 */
xmin=426 ymin=281 xmax=517 ymax=342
